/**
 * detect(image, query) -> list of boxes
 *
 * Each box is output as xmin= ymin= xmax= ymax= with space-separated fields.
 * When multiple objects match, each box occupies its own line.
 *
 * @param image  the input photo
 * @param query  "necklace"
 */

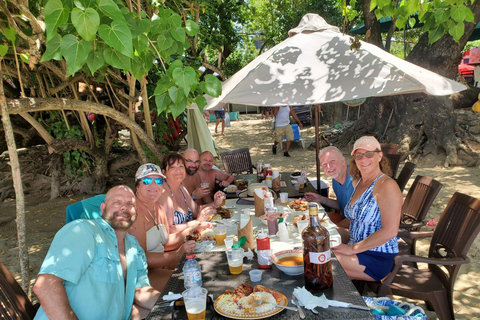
xmin=165 ymin=181 xmax=191 ymax=212
xmin=137 ymin=198 xmax=159 ymax=230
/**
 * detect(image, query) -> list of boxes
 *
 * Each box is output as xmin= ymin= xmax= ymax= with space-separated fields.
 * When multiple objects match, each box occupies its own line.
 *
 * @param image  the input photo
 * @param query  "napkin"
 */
xmin=254 ymin=188 xmax=265 ymax=217
xmin=195 ymin=241 xmax=215 ymax=252
xmin=293 ymin=287 xmax=354 ymax=310
xmin=243 ymin=248 xmax=254 ymax=260
xmin=237 ymin=214 xmax=254 ymax=250
xmin=163 ymin=292 xmax=182 ymax=301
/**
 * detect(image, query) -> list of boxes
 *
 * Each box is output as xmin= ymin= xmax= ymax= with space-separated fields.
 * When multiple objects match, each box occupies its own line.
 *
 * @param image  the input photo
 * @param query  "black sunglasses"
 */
xmin=353 ymin=151 xmax=380 ymax=160
xmin=142 ymin=177 xmax=164 ymax=186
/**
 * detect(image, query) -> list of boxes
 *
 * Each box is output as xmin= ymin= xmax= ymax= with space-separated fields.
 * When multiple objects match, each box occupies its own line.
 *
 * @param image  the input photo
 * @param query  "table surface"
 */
xmin=147 ymin=252 xmax=375 ymax=320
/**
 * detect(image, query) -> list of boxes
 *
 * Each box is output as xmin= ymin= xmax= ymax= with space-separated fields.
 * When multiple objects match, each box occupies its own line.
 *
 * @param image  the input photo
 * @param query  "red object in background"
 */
xmin=87 ymin=113 xmax=95 ymax=121
xmin=162 ymin=114 xmax=183 ymax=143
xmin=458 ymin=62 xmax=475 ymax=77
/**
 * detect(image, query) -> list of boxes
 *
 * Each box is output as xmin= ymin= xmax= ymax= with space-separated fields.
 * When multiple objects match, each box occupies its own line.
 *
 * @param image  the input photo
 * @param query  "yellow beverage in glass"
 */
xmin=215 ymin=233 xmax=227 ymax=246
xmin=228 ymin=261 xmax=243 ymax=274
xmin=185 ymin=299 xmax=206 ymax=320
xmin=221 ymin=198 xmax=226 ymax=206
xmin=280 ymin=200 xmax=288 ymax=206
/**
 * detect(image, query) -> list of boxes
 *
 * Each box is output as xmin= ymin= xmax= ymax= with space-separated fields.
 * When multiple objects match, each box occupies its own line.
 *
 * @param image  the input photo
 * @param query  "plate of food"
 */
xmin=214 ymin=283 xmax=287 ymax=319
xmin=288 ymin=199 xmax=308 ymax=211
xmin=292 ymin=214 xmax=309 ymax=227
xmin=224 ymin=184 xmax=239 ymax=193
xmin=185 ymin=228 xmax=215 ymax=242
xmin=209 ymin=207 xmax=233 ymax=222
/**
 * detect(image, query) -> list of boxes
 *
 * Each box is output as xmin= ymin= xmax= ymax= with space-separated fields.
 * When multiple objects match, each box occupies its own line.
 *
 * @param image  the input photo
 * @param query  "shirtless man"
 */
xmin=197 ymin=151 xmax=235 ymax=203
xmin=182 ymin=148 xmax=210 ymax=205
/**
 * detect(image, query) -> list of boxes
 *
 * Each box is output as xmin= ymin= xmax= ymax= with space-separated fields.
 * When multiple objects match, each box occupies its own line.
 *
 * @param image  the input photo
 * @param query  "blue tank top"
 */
xmin=344 ymin=174 xmax=398 ymax=254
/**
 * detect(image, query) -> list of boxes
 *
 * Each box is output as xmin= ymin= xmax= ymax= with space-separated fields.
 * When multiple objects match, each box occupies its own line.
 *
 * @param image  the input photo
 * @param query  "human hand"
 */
xmin=298 ymin=123 xmax=303 ymax=129
xmin=213 ymin=191 xmax=226 ymax=207
xmin=198 ymin=206 xmax=215 ymax=221
xmin=182 ymin=240 xmax=197 ymax=254
xmin=195 ymin=221 xmax=212 ymax=230
xmin=219 ymin=180 xmax=230 ymax=187
xmin=304 ymin=192 xmax=322 ymax=203
xmin=193 ymin=187 xmax=210 ymax=199
xmin=331 ymin=243 xmax=356 ymax=255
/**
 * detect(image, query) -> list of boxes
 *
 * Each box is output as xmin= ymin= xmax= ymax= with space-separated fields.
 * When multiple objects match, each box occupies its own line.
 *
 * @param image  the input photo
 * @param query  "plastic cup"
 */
xmin=182 ymin=287 xmax=208 ymax=320
xmin=249 ymin=269 xmax=262 ymax=282
xmin=224 ymin=237 xmax=233 ymax=250
xmin=279 ymin=192 xmax=289 ymax=206
xmin=294 ymin=182 xmax=300 ymax=191
xmin=226 ymin=248 xmax=244 ymax=274
xmin=213 ymin=225 xmax=227 ymax=246
xmin=296 ymin=219 xmax=309 ymax=234
xmin=200 ymin=182 xmax=210 ymax=190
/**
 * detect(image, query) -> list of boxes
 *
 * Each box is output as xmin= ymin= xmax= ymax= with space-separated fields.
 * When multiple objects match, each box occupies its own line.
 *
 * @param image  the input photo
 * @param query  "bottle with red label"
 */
xmin=302 ymin=203 xmax=333 ymax=290
xmin=256 ymin=231 xmax=272 ymax=268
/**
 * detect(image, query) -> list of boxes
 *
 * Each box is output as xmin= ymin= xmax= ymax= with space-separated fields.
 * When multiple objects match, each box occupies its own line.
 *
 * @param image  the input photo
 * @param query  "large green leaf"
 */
xmin=200 ymin=74 xmax=222 ymax=97
xmin=451 ymin=5 xmax=474 ymax=23
xmin=428 ymin=25 xmax=446 ymax=44
xmin=153 ymin=77 xmax=174 ymax=96
xmin=3 ymin=27 xmax=17 ymax=45
xmin=98 ymin=0 xmax=126 ymax=22
xmin=133 ymin=34 xmax=149 ymax=54
xmin=171 ymin=27 xmax=185 ymax=43
xmin=0 ymin=45 xmax=8 ymax=57
xmin=71 ymin=7 xmax=100 ymax=41
xmin=155 ymin=93 xmax=171 ymax=114
xmin=195 ymin=95 xmax=207 ymax=111
xmin=169 ymin=99 xmax=187 ymax=119
xmin=42 ymin=34 xmax=63 ymax=61
xmin=98 ymin=21 xmax=133 ymax=58
xmin=45 ymin=0 xmax=70 ymax=41
xmin=155 ymin=34 xmax=173 ymax=52
xmin=185 ymin=20 xmax=199 ymax=36
xmin=448 ymin=20 xmax=464 ymax=42
xmin=60 ymin=34 xmax=92 ymax=76
xmin=131 ymin=58 xmax=146 ymax=81
xmin=86 ymin=50 xmax=105 ymax=74
xmin=434 ymin=8 xmax=449 ymax=24
xmin=74 ymin=0 xmax=96 ymax=9
xmin=168 ymin=86 xmax=185 ymax=104
xmin=173 ymin=66 xmax=196 ymax=96
xmin=103 ymin=47 xmax=131 ymax=71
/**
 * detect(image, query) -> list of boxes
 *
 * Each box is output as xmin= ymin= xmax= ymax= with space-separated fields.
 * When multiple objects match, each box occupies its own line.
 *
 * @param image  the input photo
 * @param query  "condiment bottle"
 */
xmin=256 ymin=231 xmax=272 ymax=268
xmin=277 ymin=217 xmax=289 ymax=242
xmin=264 ymin=191 xmax=274 ymax=210
xmin=302 ymin=203 xmax=333 ymax=290
xmin=266 ymin=208 xmax=278 ymax=236
xmin=263 ymin=163 xmax=271 ymax=180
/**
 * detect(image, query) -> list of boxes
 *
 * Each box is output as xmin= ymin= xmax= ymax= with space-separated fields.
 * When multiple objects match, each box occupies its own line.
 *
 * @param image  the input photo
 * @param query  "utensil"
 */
xmin=253 ymin=299 xmax=298 ymax=311
xmin=292 ymin=295 xmax=305 ymax=319
xmin=345 ymin=303 xmax=371 ymax=311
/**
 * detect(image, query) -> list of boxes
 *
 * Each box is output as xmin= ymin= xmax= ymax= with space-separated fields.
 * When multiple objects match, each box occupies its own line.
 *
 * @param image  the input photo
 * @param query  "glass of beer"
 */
xmin=200 ymin=182 xmax=210 ymax=190
xmin=213 ymin=225 xmax=227 ymax=246
xmin=226 ymin=247 xmax=244 ymax=274
xmin=182 ymin=287 xmax=208 ymax=320
xmin=279 ymin=192 xmax=289 ymax=206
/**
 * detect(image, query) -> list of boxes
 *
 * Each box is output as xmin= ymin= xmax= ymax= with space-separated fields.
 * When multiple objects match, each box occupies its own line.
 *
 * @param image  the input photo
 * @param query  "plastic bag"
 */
xmin=362 ymin=297 xmax=427 ymax=320
xmin=225 ymin=112 xmax=231 ymax=127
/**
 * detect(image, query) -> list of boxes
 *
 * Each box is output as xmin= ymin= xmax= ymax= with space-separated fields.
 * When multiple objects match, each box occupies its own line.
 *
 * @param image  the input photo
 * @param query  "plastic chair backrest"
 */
xmin=66 ymin=194 xmax=106 ymax=223
xmin=291 ymin=124 xmax=301 ymax=141
xmin=220 ymin=148 xmax=253 ymax=175
xmin=0 ymin=262 xmax=37 ymax=320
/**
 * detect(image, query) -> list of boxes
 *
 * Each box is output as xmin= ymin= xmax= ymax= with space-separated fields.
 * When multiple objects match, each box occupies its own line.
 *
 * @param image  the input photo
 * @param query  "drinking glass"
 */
xmin=226 ymin=248 xmax=244 ymax=274
xmin=213 ymin=225 xmax=227 ymax=246
xmin=224 ymin=237 xmax=233 ymax=250
xmin=182 ymin=287 xmax=208 ymax=320
xmin=279 ymin=192 xmax=289 ymax=206
xmin=200 ymin=182 xmax=210 ymax=190
xmin=296 ymin=219 xmax=309 ymax=234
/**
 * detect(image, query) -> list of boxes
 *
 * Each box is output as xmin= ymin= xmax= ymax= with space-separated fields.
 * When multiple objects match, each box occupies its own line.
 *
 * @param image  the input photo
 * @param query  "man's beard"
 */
xmin=186 ymin=167 xmax=198 ymax=176
xmin=105 ymin=211 xmax=136 ymax=231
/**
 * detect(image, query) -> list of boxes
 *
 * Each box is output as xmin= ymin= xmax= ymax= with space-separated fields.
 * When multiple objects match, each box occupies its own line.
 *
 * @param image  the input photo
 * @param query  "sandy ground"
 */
xmin=1 ymin=113 xmax=479 ymax=319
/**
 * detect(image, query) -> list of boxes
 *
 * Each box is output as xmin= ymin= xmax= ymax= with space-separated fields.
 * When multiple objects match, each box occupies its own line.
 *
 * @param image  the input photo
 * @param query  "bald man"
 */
xmin=182 ymin=148 xmax=211 ymax=205
xmin=197 ymin=151 xmax=234 ymax=203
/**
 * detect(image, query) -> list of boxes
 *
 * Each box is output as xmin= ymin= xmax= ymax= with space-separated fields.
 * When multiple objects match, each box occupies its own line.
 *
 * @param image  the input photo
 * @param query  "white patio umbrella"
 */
xmin=204 ymin=13 xmax=466 ymax=190
xmin=205 ymin=14 xmax=466 ymax=110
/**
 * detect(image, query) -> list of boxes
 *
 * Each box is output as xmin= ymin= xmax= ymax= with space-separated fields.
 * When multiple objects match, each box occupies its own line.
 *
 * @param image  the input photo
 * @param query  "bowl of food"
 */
xmin=271 ymin=249 xmax=304 ymax=275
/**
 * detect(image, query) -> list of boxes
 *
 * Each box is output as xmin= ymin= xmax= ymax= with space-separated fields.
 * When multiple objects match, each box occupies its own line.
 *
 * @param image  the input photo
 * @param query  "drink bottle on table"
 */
xmin=183 ymin=254 xmax=202 ymax=289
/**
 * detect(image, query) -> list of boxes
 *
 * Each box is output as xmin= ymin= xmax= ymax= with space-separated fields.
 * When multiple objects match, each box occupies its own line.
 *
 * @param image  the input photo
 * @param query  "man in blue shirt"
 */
xmin=305 ymin=146 xmax=354 ymax=240
xmin=33 ymin=185 xmax=160 ymax=320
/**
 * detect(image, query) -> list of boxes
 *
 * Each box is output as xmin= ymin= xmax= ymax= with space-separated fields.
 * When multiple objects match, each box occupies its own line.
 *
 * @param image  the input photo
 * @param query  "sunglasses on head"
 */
xmin=353 ymin=151 xmax=379 ymax=160
xmin=141 ymin=177 xmax=164 ymax=186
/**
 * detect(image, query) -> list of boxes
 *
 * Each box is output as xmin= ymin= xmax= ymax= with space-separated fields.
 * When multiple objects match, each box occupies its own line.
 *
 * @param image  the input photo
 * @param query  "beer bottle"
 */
xmin=302 ymin=203 xmax=333 ymax=290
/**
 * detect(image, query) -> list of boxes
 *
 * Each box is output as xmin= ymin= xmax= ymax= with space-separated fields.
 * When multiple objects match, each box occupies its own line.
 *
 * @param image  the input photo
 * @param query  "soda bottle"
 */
xmin=302 ymin=203 xmax=333 ymax=291
xmin=183 ymin=254 xmax=202 ymax=289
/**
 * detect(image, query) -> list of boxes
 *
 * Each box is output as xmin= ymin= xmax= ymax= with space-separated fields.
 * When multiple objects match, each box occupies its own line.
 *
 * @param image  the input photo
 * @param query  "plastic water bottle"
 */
xmin=183 ymin=254 xmax=202 ymax=289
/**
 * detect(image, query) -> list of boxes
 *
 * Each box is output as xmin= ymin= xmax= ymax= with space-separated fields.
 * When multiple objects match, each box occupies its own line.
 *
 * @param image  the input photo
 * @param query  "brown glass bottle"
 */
xmin=302 ymin=203 xmax=333 ymax=290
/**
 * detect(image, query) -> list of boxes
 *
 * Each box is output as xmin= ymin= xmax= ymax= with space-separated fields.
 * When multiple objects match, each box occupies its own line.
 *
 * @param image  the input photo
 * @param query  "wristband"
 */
xmin=191 ymin=193 xmax=195 ymax=200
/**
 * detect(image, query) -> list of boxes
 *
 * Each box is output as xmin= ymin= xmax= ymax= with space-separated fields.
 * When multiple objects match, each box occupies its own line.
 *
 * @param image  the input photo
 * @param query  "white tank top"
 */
xmin=275 ymin=106 xmax=291 ymax=127
xmin=146 ymin=224 xmax=168 ymax=253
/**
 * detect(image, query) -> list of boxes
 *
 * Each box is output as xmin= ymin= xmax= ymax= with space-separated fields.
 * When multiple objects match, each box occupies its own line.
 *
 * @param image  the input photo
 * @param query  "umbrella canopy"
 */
xmin=186 ymin=106 xmax=219 ymax=157
xmin=205 ymin=13 xmax=466 ymax=110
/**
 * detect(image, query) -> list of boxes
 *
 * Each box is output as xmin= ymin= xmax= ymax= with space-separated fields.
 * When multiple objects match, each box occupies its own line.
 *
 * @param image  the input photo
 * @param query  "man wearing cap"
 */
xmin=182 ymin=148 xmax=212 ymax=205
xmin=33 ymin=185 xmax=160 ymax=320
xmin=305 ymin=146 xmax=353 ymax=240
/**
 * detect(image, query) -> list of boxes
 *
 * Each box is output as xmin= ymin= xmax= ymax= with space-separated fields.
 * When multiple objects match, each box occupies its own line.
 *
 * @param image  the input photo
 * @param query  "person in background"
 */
xmin=158 ymin=152 xmax=223 ymax=232
xmin=214 ymin=103 xmax=228 ymax=135
xmin=182 ymin=148 xmax=211 ymax=205
xmin=33 ymin=185 xmax=160 ymax=320
xmin=332 ymin=136 xmax=402 ymax=282
xmin=304 ymin=146 xmax=353 ymax=242
xmin=272 ymin=105 xmax=303 ymax=157
xmin=198 ymin=151 xmax=235 ymax=203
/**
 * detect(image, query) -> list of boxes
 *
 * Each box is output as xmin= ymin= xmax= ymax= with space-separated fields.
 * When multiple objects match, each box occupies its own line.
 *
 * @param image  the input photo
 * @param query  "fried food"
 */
xmin=216 ymin=207 xmax=232 ymax=218
xmin=238 ymin=181 xmax=248 ymax=190
xmin=224 ymin=283 xmax=253 ymax=298
xmin=253 ymin=285 xmax=284 ymax=304
xmin=185 ymin=228 xmax=215 ymax=242
xmin=292 ymin=214 xmax=309 ymax=227
xmin=289 ymin=199 xmax=308 ymax=211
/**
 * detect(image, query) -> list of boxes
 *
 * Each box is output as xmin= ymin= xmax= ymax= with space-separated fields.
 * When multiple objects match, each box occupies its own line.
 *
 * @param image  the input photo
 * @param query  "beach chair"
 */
xmin=378 ymin=192 xmax=480 ymax=320
xmin=279 ymin=124 xmax=305 ymax=150
xmin=66 ymin=194 xmax=106 ymax=223
xmin=395 ymin=161 xmax=417 ymax=192
xmin=220 ymin=148 xmax=254 ymax=175
xmin=0 ymin=262 xmax=38 ymax=320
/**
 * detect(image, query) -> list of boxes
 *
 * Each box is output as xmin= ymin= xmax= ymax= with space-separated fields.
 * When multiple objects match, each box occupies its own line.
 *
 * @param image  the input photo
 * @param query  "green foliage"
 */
xmin=42 ymin=0 xmax=222 ymax=117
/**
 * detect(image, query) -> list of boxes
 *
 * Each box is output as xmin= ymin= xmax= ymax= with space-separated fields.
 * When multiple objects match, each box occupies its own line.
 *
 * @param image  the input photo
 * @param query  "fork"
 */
xmin=291 ymin=295 xmax=306 ymax=319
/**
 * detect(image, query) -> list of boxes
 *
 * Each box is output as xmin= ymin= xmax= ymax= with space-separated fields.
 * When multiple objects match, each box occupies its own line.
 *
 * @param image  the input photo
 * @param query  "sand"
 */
xmin=1 ymin=113 xmax=479 ymax=319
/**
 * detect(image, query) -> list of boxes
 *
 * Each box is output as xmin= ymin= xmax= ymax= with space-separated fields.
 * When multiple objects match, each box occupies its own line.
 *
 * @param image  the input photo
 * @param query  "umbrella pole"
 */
xmin=315 ymin=104 xmax=321 ymax=192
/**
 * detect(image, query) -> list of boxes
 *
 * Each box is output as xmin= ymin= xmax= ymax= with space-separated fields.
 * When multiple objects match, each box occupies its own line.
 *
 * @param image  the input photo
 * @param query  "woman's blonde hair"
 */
xmin=349 ymin=150 xmax=393 ymax=180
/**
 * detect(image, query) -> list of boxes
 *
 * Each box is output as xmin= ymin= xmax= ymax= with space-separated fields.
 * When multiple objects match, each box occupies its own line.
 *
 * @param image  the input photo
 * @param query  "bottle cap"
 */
xmin=186 ymin=254 xmax=195 ymax=259
xmin=278 ymin=217 xmax=284 ymax=223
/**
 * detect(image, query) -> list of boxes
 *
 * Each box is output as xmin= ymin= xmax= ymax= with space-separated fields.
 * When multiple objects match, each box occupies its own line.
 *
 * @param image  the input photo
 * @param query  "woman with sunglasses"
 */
xmin=158 ymin=152 xmax=224 ymax=233
xmin=128 ymin=163 xmax=200 ymax=293
xmin=332 ymin=136 xmax=402 ymax=283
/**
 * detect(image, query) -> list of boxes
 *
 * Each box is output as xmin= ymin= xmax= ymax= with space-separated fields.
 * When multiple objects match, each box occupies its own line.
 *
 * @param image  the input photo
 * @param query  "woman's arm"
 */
xmin=333 ymin=177 xmax=402 ymax=255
